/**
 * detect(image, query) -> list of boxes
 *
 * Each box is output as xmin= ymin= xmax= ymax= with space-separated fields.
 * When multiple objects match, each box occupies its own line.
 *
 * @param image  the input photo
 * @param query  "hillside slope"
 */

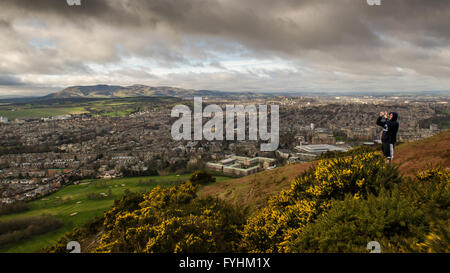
xmin=395 ymin=130 xmax=450 ymax=176
xmin=198 ymin=130 xmax=450 ymax=214
xmin=198 ymin=162 xmax=314 ymax=214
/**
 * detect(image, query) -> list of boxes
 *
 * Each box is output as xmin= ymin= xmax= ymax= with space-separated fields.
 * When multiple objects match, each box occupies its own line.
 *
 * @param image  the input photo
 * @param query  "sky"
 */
xmin=1 ymin=0 xmax=450 ymax=97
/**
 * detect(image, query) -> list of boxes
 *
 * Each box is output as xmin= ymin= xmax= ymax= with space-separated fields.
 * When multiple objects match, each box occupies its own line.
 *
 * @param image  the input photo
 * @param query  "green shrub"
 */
xmin=285 ymin=166 xmax=450 ymax=253
xmin=0 ymin=215 xmax=63 ymax=248
xmin=401 ymin=166 xmax=450 ymax=219
xmin=0 ymin=201 xmax=29 ymax=216
xmin=188 ymin=170 xmax=216 ymax=185
xmin=286 ymin=190 xmax=426 ymax=253
xmin=86 ymin=192 xmax=107 ymax=200
xmin=397 ymin=166 xmax=450 ymax=253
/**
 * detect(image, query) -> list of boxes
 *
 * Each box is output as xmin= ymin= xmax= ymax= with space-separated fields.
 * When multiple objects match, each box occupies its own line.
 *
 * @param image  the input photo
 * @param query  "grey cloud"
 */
xmin=0 ymin=19 xmax=11 ymax=29
xmin=5 ymin=0 xmax=444 ymax=53
xmin=0 ymin=75 xmax=24 ymax=86
xmin=0 ymin=0 xmax=449 ymax=93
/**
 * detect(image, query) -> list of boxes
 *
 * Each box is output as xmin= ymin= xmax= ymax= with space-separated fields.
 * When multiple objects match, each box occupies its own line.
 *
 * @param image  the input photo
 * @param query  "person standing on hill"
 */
xmin=376 ymin=111 xmax=399 ymax=164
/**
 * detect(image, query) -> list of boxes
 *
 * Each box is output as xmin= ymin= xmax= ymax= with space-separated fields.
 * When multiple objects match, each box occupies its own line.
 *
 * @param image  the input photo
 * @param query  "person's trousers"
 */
xmin=382 ymin=143 xmax=394 ymax=159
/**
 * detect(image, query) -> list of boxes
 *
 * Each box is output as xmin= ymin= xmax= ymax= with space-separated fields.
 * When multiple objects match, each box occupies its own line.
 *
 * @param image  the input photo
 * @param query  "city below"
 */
xmin=0 ymin=91 xmax=448 ymax=205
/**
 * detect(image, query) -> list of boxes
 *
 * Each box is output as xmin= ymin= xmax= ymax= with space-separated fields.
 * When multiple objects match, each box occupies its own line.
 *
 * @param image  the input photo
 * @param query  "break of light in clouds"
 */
xmin=1 ymin=0 xmax=450 ymax=96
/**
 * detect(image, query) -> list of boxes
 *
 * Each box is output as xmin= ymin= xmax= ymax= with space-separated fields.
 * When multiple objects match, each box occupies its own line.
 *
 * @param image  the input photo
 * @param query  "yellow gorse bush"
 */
xmin=95 ymin=181 xmax=244 ymax=253
xmin=416 ymin=167 xmax=449 ymax=183
xmin=239 ymin=152 xmax=401 ymax=253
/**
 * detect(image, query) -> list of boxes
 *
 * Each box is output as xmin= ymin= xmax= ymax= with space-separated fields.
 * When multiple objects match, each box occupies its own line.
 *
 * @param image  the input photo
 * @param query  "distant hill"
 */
xmin=42 ymin=84 xmax=256 ymax=99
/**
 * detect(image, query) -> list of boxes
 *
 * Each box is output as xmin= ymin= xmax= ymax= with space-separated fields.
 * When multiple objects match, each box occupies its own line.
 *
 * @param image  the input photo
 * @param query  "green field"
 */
xmin=0 ymin=97 xmax=181 ymax=119
xmin=0 ymin=107 xmax=88 ymax=119
xmin=0 ymin=174 xmax=230 ymax=253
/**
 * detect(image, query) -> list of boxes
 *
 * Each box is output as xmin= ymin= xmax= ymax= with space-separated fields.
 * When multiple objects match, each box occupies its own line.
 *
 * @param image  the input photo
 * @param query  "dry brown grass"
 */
xmin=198 ymin=162 xmax=314 ymax=215
xmin=395 ymin=130 xmax=450 ymax=177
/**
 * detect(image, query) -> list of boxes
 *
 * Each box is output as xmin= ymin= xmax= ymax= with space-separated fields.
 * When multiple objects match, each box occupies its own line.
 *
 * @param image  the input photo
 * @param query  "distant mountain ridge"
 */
xmin=43 ymin=84 xmax=253 ymax=99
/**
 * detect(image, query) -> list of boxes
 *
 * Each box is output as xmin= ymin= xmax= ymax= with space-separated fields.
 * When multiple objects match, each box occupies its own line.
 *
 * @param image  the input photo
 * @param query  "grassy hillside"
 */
xmin=198 ymin=162 xmax=313 ymax=215
xmin=198 ymin=130 xmax=450 ymax=215
xmin=395 ymin=130 xmax=450 ymax=176
xmin=50 ymin=151 xmax=448 ymax=253
xmin=0 ymin=174 xmax=230 ymax=253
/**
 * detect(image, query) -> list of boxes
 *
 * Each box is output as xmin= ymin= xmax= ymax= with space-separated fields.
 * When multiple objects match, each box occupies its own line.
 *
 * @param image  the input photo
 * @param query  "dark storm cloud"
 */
xmin=3 ymin=0 xmax=449 ymax=55
xmin=3 ymin=0 xmax=112 ymax=20
xmin=4 ymin=0 xmax=107 ymax=12
xmin=2 ymin=0 xmax=155 ymax=28
xmin=136 ymin=0 xmax=382 ymax=51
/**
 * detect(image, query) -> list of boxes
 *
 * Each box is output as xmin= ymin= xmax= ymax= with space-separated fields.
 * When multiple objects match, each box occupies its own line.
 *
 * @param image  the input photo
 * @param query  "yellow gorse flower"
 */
xmin=240 ymin=152 xmax=397 ymax=253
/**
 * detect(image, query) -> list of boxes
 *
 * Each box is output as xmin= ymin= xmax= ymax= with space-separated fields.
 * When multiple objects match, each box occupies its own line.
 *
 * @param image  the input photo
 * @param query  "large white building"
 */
xmin=295 ymin=144 xmax=348 ymax=155
xmin=207 ymin=155 xmax=276 ymax=177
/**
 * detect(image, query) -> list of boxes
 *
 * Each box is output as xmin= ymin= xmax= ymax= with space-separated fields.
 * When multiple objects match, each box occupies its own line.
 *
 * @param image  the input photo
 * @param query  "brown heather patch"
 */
xmin=395 ymin=130 xmax=450 ymax=177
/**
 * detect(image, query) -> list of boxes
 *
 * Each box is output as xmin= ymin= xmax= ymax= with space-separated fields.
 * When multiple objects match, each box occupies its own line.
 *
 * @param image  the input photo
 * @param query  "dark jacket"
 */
xmin=376 ymin=112 xmax=399 ymax=144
